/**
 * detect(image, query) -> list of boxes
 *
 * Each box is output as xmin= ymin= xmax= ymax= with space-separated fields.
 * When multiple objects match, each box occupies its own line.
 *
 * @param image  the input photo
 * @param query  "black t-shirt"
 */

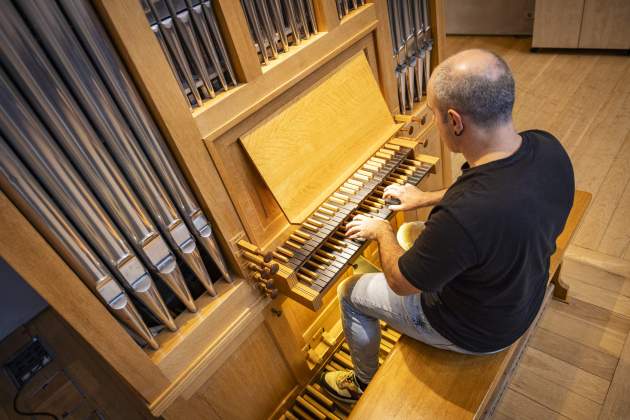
xmin=398 ymin=130 xmax=574 ymax=353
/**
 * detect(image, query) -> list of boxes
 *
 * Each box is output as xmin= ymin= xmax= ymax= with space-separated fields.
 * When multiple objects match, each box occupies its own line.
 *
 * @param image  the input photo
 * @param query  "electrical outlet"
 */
xmin=4 ymin=337 xmax=52 ymax=388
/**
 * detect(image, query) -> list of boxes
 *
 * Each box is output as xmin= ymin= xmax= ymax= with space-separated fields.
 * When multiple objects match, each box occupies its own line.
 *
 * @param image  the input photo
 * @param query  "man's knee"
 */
xmin=337 ymin=274 xmax=363 ymax=302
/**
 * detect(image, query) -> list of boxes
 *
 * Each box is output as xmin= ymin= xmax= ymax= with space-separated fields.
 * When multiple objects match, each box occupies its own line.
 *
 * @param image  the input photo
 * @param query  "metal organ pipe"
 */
xmin=0 ymin=0 xmax=232 ymax=349
xmin=18 ymin=0 xmax=215 ymax=300
xmin=59 ymin=0 xmax=232 ymax=284
xmin=0 ymin=138 xmax=159 ymax=350
xmin=0 ymin=68 xmax=176 ymax=333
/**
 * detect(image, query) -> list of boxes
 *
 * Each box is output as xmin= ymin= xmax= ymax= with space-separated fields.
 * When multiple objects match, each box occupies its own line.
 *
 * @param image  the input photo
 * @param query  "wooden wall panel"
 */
xmin=532 ymin=0 xmax=585 ymax=48
xmin=579 ymin=0 xmax=630 ymax=49
xmin=167 ymin=323 xmax=296 ymax=420
xmin=162 ymin=395 xmax=220 ymax=420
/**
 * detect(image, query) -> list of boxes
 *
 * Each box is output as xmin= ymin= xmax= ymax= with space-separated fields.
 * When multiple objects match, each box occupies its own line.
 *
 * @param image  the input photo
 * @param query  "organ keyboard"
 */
xmin=238 ymin=136 xmax=437 ymax=310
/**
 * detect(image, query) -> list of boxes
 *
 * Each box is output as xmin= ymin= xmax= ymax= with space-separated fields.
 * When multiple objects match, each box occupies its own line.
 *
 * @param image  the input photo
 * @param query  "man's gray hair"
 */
xmin=432 ymin=50 xmax=515 ymax=127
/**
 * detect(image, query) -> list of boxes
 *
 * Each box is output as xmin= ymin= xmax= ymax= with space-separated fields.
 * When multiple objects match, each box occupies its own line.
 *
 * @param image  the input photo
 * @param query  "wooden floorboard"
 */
xmin=599 ymin=173 xmax=630 ymax=259
xmin=537 ymin=300 xmax=627 ymax=358
xmin=518 ymin=347 xmax=610 ymax=404
xmin=563 ymin=255 xmax=630 ymax=298
xmin=444 ymin=35 xmax=630 ymax=420
xmin=509 ymin=366 xmax=602 ymax=420
xmin=497 ymin=389 xmax=571 ymax=420
xmin=548 ymin=297 xmax=630 ymax=337
xmin=566 ymin=245 xmax=630 ymax=280
xmin=573 ymin=134 xmax=630 ymax=251
xmin=599 ymin=333 xmax=630 ymax=419
xmin=568 ymin=278 xmax=630 ymax=318
xmin=528 ymin=327 xmax=619 ymax=381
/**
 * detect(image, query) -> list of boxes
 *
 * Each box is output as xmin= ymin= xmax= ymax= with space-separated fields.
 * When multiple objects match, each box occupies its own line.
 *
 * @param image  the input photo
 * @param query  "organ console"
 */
xmin=0 ymin=1 xmax=449 ymax=418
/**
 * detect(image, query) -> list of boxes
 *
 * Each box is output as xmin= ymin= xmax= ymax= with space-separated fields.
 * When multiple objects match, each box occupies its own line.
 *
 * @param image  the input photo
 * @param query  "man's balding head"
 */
xmin=428 ymin=49 xmax=515 ymax=128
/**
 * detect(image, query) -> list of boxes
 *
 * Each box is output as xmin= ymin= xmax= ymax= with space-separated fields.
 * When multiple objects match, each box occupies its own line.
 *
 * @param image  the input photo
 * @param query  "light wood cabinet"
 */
xmin=579 ymin=0 xmax=630 ymax=49
xmin=532 ymin=0 xmax=584 ymax=48
xmin=1 ymin=1 xmax=450 ymax=419
xmin=533 ymin=0 xmax=630 ymax=49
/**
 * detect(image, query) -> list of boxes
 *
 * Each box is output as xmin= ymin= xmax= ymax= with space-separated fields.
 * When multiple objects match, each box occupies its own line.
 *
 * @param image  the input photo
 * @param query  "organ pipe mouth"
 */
xmin=110 ymin=293 xmax=160 ymax=350
xmin=156 ymin=258 xmax=197 ymax=313
xmin=181 ymin=245 xmax=216 ymax=296
xmin=134 ymin=274 xmax=178 ymax=332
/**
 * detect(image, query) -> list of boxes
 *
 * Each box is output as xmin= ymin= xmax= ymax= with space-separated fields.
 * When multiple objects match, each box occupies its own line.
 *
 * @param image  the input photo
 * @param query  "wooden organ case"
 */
xmin=0 ymin=1 xmax=449 ymax=419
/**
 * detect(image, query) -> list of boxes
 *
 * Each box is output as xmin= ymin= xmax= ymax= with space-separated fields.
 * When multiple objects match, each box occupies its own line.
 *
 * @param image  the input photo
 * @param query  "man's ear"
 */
xmin=447 ymin=109 xmax=464 ymax=136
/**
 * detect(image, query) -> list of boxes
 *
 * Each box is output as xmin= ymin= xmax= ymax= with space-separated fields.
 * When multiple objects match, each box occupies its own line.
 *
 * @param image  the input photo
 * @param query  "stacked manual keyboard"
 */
xmin=266 ymin=140 xmax=435 ymax=305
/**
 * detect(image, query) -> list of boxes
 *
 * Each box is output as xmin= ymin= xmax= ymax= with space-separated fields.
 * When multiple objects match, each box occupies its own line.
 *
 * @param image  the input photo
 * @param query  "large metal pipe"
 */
xmin=257 ymin=0 xmax=280 ymax=59
xmin=202 ymin=0 xmax=237 ymax=86
xmin=303 ymin=0 xmax=318 ymax=35
xmin=0 ymin=68 xmax=175 ymax=332
xmin=18 ymin=0 xmax=208 ymax=305
xmin=269 ymin=0 xmax=289 ymax=52
xmin=164 ymin=0 xmax=216 ymax=98
xmin=146 ymin=0 xmax=204 ymax=106
xmin=59 ymin=0 xmax=232 ymax=284
xmin=0 ymin=138 xmax=159 ymax=350
xmin=294 ymin=0 xmax=311 ymax=39
xmin=152 ymin=22 xmax=191 ymax=105
xmin=283 ymin=0 xmax=302 ymax=46
xmin=0 ymin=2 xmax=190 ymax=314
xmin=185 ymin=0 xmax=228 ymax=91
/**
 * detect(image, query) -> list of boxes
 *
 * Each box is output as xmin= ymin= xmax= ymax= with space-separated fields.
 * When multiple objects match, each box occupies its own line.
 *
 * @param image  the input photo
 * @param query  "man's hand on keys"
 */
xmin=383 ymin=184 xmax=438 ymax=211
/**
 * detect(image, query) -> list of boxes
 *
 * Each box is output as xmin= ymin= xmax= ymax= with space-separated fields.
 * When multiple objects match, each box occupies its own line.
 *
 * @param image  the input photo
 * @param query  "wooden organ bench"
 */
xmin=351 ymin=190 xmax=592 ymax=419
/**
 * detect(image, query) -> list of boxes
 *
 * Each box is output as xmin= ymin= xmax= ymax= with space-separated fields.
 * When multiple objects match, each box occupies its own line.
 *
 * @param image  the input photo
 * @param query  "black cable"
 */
xmin=12 ymin=385 xmax=59 ymax=420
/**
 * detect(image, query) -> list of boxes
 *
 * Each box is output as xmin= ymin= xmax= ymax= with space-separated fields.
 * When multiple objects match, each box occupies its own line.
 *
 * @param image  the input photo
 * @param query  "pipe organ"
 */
xmin=142 ymin=0 xmax=238 ymax=108
xmin=0 ymin=0 xmax=449 ymax=418
xmin=240 ymin=0 xmax=319 ymax=65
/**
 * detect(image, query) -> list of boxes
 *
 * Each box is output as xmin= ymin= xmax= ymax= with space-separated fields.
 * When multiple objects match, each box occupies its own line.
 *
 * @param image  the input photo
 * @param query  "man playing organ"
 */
xmin=321 ymin=49 xmax=575 ymax=403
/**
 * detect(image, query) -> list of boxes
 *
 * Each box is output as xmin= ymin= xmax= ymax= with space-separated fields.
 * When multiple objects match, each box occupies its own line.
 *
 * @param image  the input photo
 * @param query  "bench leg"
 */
xmin=551 ymin=263 xmax=569 ymax=303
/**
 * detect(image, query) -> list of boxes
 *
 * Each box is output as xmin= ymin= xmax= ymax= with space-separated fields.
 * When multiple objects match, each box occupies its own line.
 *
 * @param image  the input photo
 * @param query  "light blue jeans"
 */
xmin=339 ymin=273 xmax=497 ymax=384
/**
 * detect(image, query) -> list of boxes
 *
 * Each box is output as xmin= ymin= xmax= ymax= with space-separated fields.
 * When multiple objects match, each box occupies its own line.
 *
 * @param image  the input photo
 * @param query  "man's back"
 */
xmin=399 ymin=130 xmax=575 ymax=352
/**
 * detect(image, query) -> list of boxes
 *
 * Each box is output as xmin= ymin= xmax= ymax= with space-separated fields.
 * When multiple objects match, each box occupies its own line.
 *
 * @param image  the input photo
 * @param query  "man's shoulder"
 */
xmin=522 ymin=129 xmax=573 ymax=171
xmin=521 ymin=129 xmax=565 ymax=153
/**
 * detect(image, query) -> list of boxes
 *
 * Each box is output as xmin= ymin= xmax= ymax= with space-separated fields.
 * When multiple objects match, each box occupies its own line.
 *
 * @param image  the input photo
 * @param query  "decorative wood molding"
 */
xmin=313 ymin=0 xmax=340 ymax=32
xmin=214 ymin=0 xmax=262 ymax=82
xmin=193 ymin=4 xmax=379 ymax=142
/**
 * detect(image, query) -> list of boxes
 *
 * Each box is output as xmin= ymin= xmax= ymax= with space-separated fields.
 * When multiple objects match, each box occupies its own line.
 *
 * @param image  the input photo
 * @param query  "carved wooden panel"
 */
xmin=240 ymin=53 xmax=400 ymax=223
xmin=205 ymin=35 xmax=382 ymax=250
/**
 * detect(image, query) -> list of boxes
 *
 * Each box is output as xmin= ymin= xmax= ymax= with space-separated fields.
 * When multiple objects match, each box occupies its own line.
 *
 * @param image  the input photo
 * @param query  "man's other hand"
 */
xmin=383 ymin=184 xmax=439 ymax=211
xmin=346 ymin=214 xmax=391 ymax=241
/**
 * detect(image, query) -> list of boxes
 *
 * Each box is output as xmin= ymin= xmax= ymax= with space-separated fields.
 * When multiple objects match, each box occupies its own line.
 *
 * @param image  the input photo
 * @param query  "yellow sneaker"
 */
xmin=320 ymin=370 xmax=365 ymax=404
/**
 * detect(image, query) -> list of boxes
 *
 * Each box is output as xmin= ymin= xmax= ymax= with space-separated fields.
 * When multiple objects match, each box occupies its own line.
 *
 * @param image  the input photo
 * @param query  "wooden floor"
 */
xmin=444 ymin=36 xmax=630 ymax=420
